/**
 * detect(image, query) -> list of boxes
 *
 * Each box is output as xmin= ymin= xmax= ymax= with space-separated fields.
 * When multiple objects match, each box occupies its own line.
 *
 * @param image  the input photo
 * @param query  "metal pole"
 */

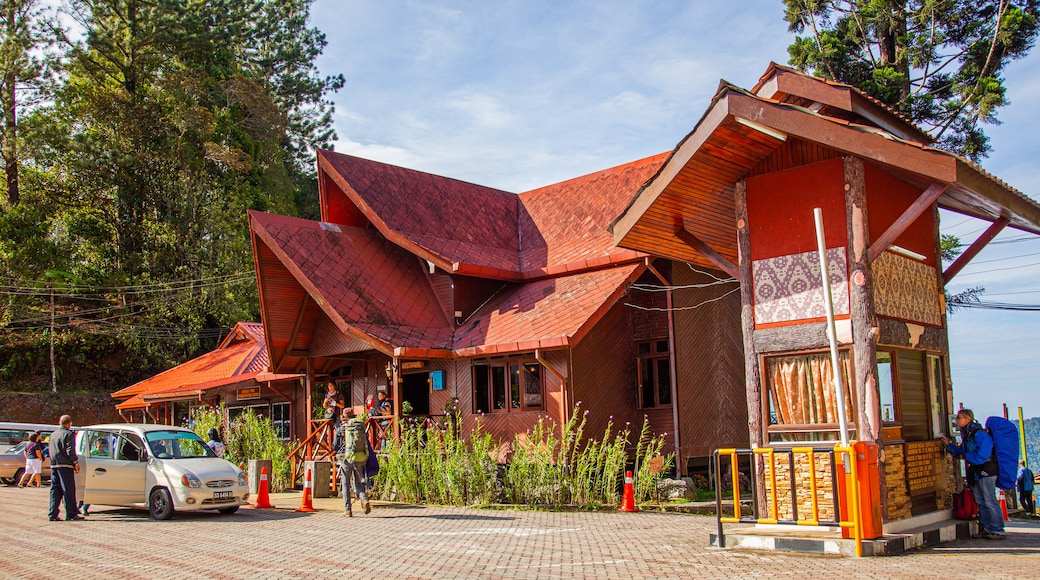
xmin=813 ymin=208 xmax=850 ymax=447
xmin=1019 ymin=407 xmax=1028 ymax=468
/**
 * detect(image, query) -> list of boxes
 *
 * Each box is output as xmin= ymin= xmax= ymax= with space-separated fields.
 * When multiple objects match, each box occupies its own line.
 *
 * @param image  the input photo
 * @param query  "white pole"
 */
xmin=814 ymin=208 xmax=850 ymax=447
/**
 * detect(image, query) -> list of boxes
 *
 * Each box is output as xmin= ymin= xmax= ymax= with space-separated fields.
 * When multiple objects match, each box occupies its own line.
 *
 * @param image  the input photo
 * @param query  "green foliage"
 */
xmin=374 ymin=406 xmax=674 ymax=509
xmin=782 ymin=0 xmax=1040 ymax=160
xmin=190 ymin=405 xmax=293 ymax=492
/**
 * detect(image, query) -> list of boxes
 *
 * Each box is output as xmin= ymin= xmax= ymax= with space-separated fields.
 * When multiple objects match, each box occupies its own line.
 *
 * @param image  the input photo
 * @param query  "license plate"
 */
xmin=213 ymin=491 xmax=233 ymax=500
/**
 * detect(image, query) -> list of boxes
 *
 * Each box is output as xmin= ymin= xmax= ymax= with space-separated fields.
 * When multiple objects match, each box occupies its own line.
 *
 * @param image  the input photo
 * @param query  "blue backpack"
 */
xmin=984 ymin=416 xmax=1020 ymax=490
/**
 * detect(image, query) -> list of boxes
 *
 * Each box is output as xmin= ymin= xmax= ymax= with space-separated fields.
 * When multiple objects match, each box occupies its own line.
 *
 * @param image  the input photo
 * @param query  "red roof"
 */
xmin=317 ymin=149 xmax=666 ymax=280
xmin=113 ymin=322 xmax=269 ymax=409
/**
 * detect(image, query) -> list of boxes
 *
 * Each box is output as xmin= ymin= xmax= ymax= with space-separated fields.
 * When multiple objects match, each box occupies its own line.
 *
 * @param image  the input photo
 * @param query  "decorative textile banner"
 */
xmin=873 ymin=252 xmax=942 ymax=327
xmin=753 ymin=248 xmax=849 ymax=325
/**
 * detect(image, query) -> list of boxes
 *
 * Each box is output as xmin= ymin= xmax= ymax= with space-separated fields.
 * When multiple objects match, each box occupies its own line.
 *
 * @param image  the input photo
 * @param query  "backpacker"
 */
xmin=953 ymin=487 xmax=978 ymax=520
xmin=339 ymin=418 xmax=368 ymax=463
xmin=984 ymin=416 xmax=1020 ymax=490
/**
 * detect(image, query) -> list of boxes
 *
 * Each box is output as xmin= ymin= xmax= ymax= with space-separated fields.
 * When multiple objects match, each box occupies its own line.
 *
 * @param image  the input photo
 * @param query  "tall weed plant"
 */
xmin=189 ymin=406 xmax=293 ymax=492
xmin=372 ymin=404 xmax=672 ymax=509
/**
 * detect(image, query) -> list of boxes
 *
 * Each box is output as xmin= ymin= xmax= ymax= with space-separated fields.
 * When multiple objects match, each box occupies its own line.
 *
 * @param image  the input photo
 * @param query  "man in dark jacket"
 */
xmin=942 ymin=409 xmax=1004 ymax=539
xmin=48 ymin=415 xmax=82 ymax=521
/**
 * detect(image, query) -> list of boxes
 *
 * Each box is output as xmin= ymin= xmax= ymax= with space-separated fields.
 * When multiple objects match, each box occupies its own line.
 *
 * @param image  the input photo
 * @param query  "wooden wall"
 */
xmin=671 ymin=263 xmax=748 ymax=467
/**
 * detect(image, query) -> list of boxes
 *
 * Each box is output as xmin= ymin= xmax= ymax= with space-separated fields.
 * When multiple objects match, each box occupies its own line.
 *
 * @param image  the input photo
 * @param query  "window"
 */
xmin=271 ymin=402 xmax=291 ymax=440
xmin=878 ymin=352 xmax=897 ymax=423
xmin=474 ymin=359 xmax=543 ymax=413
xmin=765 ymin=350 xmax=854 ymax=442
xmin=636 ymin=340 xmax=671 ymax=408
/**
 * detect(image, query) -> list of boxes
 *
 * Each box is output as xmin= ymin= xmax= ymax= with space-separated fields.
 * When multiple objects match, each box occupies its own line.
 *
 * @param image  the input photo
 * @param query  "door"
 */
xmin=83 ymin=429 xmax=148 ymax=506
xmin=401 ymin=372 xmax=430 ymax=415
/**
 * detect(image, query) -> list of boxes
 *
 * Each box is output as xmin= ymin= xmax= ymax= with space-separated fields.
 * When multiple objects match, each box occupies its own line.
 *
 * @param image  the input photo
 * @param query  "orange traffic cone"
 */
xmin=999 ymin=488 xmax=1009 ymax=521
xmin=295 ymin=468 xmax=317 ymax=513
xmin=253 ymin=466 xmax=275 ymax=509
xmin=619 ymin=470 xmax=638 ymax=512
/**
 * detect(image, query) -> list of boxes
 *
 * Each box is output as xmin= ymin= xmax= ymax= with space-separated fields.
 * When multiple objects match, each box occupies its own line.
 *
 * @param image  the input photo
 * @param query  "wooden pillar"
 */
xmin=735 ymin=179 xmax=766 ymax=507
xmin=843 ymin=156 xmax=881 ymax=443
xmin=844 ymin=156 xmax=887 ymax=519
xmin=304 ymin=358 xmax=314 ymax=434
xmin=391 ymin=357 xmax=402 ymax=440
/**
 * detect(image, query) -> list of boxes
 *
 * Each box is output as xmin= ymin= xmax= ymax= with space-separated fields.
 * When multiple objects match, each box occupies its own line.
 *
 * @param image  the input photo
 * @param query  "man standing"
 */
xmin=1018 ymin=461 xmax=1035 ymax=515
xmin=942 ymin=409 xmax=1004 ymax=539
xmin=48 ymin=415 xmax=82 ymax=521
xmin=334 ymin=407 xmax=371 ymax=517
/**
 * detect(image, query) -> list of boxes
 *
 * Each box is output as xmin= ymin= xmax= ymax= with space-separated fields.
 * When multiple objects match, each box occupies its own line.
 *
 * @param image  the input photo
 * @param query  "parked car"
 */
xmin=0 ymin=422 xmax=58 ymax=451
xmin=74 ymin=424 xmax=249 ymax=520
xmin=0 ymin=440 xmax=51 ymax=484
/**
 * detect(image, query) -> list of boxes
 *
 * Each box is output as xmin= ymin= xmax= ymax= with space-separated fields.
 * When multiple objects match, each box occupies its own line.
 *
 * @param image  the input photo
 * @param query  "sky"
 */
xmin=309 ymin=0 xmax=1040 ymax=422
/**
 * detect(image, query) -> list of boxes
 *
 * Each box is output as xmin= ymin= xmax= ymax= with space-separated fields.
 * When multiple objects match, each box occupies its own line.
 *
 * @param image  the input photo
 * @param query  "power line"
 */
xmin=954 ymin=259 xmax=1040 ymax=278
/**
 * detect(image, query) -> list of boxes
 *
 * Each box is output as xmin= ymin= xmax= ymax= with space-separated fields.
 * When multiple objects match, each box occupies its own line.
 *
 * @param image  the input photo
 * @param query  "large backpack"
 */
xmin=953 ymin=487 xmax=979 ymax=520
xmin=340 ymin=419 xmax=368 ymax=463
xmin=984 ymin=416 xmax=1020 ymax=490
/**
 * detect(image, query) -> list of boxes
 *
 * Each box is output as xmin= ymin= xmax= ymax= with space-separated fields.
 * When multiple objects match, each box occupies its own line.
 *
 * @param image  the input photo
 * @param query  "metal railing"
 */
xmin=713 ymin=444 xmax=863 ymax=557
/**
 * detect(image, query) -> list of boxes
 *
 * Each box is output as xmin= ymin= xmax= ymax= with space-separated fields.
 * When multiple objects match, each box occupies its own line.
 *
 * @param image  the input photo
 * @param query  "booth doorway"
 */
xmin=401 ymin=372 xmax=430 ymax=415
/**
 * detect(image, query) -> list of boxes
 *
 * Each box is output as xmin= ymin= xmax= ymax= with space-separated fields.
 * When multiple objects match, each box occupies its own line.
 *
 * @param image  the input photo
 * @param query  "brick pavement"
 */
xmin=0 ymin=485 xmax=1037 ymax=579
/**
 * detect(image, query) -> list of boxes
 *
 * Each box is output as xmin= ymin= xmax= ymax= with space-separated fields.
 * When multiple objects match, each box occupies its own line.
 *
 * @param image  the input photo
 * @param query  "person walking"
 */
xmin=1018 ymin=461 xmax=1035 ymax=515
xmin=334 ymin=407 xmax=371 ymax=517
xmin=48 ymin=415 xmax=83 ymax=521
xmin=942 ymin=409 xmax=1004 ymax=539
xmin=206 ymin=428 xmax=226 ymax=458
xmin=17 ymin=433 xmax=43 ymax=488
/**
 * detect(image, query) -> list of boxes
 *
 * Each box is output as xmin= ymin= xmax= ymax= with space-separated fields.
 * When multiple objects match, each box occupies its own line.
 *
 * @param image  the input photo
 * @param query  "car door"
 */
xmin=83 ymin=429 xmax=148 ymax=506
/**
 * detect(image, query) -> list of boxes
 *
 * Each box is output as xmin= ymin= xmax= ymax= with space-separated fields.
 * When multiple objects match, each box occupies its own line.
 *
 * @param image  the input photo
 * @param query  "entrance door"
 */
xmin=401 ymin=373 xmax=430 ymax=416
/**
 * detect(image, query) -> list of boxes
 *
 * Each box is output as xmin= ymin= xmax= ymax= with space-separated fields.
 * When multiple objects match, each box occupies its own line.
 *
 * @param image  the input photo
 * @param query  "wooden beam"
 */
xmin=868 ymin=182 xmax=947 ymax=262
xmin=276 ymin=297 xmax=310 ymax=371
xmin=942 ymin=216 xmax=1009 ymax=282
xmin=676 ymin=227 xmax=739 ymax=279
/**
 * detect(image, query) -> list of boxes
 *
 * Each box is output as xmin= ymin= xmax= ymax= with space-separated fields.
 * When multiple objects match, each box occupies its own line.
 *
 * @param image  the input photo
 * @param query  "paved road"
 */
xmin=1 ymin=485 xmax=1038 ymax=579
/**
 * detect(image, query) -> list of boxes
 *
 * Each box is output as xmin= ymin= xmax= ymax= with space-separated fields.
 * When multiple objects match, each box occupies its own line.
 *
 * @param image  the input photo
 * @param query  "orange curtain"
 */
xmin=769 ymin=352 xmax=853 ymax=425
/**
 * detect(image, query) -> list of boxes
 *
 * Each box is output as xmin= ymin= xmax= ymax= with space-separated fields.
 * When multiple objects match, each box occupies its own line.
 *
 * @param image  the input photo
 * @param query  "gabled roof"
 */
xmin=611 ymin=76 xmax=1040 ymax=265
xmin=316 ymin=149 xmax=665 ymax=280
xmin=112 ymin=322 xmax=269 ymax=410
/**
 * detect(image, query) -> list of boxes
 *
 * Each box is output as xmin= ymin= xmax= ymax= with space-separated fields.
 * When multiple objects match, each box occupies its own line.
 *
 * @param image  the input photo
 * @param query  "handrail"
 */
xmin=714 ymin=444 xmax=863 ymax=557
xmin=288 ymin=417 xmax=338 ymax=487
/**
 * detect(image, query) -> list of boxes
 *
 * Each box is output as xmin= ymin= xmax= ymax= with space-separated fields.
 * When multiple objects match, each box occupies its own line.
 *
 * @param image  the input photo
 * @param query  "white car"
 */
xmin=75 ymin=424 xmax=249 ymax=520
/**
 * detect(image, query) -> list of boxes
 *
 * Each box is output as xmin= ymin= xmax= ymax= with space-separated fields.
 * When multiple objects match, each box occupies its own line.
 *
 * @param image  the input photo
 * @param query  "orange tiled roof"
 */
xmin=112 ymin=322 xmax=267 ymax=407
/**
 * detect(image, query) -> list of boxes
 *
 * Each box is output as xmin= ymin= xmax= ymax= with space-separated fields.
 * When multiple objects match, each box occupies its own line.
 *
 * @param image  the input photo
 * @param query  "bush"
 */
xmin=189 ymin=405 xmax=293 ymax=492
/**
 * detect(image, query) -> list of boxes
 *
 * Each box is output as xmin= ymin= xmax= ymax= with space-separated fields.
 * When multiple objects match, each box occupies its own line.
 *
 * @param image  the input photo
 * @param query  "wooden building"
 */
xmin=248 ymin=149 xmax=749 ymax=474
xmin=611 ymin=63 xmax=1040 ymax=525
xmin=112 ymin=322 xmax=302 ymax=439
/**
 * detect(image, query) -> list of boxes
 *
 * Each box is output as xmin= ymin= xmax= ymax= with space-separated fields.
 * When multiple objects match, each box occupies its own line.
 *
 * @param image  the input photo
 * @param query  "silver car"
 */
xmin=74 ymin=424 xmax=249 ymax=520
xmin=0 ymin=441 xmax=51 ymax=484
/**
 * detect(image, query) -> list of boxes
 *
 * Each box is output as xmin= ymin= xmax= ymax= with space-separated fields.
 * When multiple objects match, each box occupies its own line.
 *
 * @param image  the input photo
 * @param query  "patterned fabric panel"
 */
xmin=873 ymin=252 xmax=942 ymax=327
xmin=753 ymin=248 xmax=850 ymax=325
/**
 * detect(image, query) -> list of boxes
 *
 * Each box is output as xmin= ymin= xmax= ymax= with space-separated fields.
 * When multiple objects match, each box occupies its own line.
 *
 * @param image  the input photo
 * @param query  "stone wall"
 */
xmin=0 ymin=391 xmax=121 ymax=425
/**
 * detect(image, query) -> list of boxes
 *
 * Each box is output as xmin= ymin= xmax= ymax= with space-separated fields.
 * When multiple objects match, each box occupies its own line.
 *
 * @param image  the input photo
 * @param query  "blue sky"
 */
xmin=310 ymin=0 xmax=1040 ymax=422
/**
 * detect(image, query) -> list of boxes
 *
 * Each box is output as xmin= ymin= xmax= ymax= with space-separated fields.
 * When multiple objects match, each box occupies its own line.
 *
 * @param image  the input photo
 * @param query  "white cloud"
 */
xmin=442 ymin=91 xmax=514 ymax=129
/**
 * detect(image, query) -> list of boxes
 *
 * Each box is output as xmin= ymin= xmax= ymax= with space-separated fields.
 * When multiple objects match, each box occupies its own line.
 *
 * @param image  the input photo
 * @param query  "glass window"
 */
xmin=116 ymin=433 xmax=145 ymax=462
xmin=878 ymin=352 xmax=896 ymax=423
xmin=491 ymin=366 xmax=507 ymax=410
xmin=474 ymin=364 xmax=490 ymax=413
xmin=523 ymin=362 xmax=543 ymax=409
xmin=271 ymin=402 xmax=291 ymax=440
xmin=509 ymin=364 xmax=521 ymax=409
xmin=656 ymin=340 xmax=670 ymax=354
xmin=765 ymin=350 xmax=854 ymax=442
xmin=84 ymin=430 xmax=115 ymax=459
xmin=637 ymin=342 xmax=651 ymax=356
xmin=656 ymin=358 xmax=671 ymax=405
xmin=144 ymin=430 xmax=215 ymax=459
xmin=636 ymin=338 xmax=673 ymax=408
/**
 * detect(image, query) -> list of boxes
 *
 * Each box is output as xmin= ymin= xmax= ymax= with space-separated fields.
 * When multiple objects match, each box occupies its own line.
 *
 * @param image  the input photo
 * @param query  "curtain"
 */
xmin=768 ymin=352 xmax=853 ymax=425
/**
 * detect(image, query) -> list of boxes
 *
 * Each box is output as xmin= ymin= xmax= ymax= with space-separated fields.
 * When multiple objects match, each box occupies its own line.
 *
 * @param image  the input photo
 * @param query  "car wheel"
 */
xmin=11 ymin=469 xmax=24 ymax=485
xmin=148 ymin=488 xmax=175 ymax=520
xmin=218 ymin=506 xmax=239 ymax=515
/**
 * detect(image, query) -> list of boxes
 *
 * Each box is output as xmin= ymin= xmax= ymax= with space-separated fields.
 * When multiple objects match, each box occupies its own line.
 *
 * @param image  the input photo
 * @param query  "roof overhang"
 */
xmin=611 ymin=84 xmax=1040 ymax=263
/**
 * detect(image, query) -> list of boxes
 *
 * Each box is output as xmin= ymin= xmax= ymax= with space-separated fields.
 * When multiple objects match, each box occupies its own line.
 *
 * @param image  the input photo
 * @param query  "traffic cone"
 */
xmin=295 ymin=468 xmax=317 ymax=513
xmin=999 ymin=488 xmax=1009 ymax=521
xmin=619 ymin=470 xmax=638 ymax=513
xmin=253 ymin=466 xmax=275 ymax=509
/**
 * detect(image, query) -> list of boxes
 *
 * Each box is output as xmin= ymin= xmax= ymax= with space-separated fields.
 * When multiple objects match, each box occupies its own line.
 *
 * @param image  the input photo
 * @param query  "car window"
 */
xmin=83 ymin=430 xmax=115 ymax=459
xmin=144 ymin=430 xmax=215 ymax=459
xmin=115 ymin=432 xmax=146 ymax=462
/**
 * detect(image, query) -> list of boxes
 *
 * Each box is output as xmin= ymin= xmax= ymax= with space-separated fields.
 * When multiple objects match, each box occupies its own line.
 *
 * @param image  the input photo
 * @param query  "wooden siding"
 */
xmin=672 ymin=263 xmax=748 ymax=464
xmin=255 ymin=239 xmax=321 ymax=374
xmin=570 ymin=299 xmax=650 ymax=452
xmin=456 ymin=354 xmax=561 ymax=444
xmin=746 ymin=137 xmax=842 ymax=177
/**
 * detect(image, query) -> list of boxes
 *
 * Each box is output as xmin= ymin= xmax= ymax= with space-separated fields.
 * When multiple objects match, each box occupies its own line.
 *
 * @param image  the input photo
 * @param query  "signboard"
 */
xmin=401 ymin=361 xmax=425 ymax=370
xmin=430 ymin=370 xmax=444 ymax=391
xmin=905 ymin=441 xmax=942 ymax=494
xmin=237 ymin=387 xmax=261 ymax=400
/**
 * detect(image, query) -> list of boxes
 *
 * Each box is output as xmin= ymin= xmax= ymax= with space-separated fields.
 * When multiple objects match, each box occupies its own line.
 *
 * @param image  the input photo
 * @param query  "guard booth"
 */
xmin=610 ymin=62 xmax=1040 ymax=550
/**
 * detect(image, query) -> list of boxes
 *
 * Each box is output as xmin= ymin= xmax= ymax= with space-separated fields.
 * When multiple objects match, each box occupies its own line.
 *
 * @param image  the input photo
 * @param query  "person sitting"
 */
xmin=89 ymin=438 xmax=110 ymax=457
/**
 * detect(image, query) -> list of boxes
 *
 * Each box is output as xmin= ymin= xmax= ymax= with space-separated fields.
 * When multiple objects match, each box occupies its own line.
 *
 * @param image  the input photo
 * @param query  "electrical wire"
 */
xmin=625 ymin=287 xmax=740 ymax=312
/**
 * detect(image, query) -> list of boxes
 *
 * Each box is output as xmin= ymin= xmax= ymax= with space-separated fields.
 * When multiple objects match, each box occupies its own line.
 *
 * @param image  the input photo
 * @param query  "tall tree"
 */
xmin=783 ymin=1 xmax=1040 ymax=160
xmin=0 ymin=0 xmax=52 ymax=205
